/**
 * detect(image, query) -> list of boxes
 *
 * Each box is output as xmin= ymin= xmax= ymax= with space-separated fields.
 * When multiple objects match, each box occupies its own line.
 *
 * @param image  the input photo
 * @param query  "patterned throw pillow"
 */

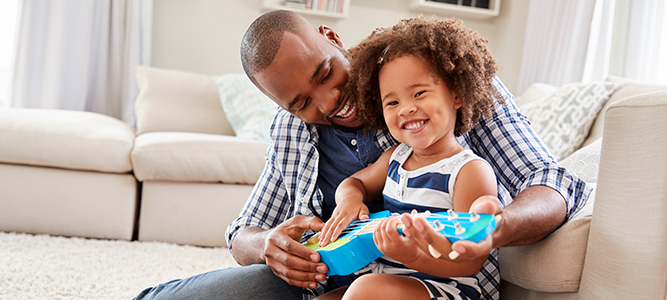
xmin=560 ymin=137 xmax=602 ymax=184
xmin=214 ymin=73 xmax=277 ymax=141
xmin=521 ymin=81 xmax=615 ymax=160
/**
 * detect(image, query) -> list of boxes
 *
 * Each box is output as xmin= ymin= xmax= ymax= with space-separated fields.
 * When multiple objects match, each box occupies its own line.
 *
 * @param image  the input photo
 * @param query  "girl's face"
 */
xmin=378 ymin=54 xmax=461 ymax=155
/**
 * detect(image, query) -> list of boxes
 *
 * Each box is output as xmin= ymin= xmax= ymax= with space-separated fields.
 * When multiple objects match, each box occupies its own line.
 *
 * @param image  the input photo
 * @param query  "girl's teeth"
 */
xmin=405 ymin=120 xmax=425 ymax=130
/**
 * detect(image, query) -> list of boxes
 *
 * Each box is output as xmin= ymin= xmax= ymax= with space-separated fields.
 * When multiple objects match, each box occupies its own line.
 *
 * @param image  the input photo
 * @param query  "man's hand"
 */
xmin=400 ymin=196 xmax=503 ymax=262
xmin=233 ymin=215 xmax=328 ymax=289
xmin=262 ymin=215 xmax=329 ymax=289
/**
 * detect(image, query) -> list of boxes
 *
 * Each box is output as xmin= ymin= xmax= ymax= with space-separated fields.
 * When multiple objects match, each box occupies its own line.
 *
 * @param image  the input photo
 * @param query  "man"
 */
xmin=135 ymin=10 xmax=591 ymax=300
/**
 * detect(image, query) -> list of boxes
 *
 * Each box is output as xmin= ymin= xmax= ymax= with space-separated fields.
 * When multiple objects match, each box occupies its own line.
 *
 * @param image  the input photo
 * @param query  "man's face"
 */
xmin=255 ymin=29 xmax=363 ymax=128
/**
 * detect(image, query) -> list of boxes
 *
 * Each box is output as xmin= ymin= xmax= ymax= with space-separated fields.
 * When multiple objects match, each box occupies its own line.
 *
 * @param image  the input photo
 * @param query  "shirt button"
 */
xmin=351 ymin=139 xmax=357 ymax=146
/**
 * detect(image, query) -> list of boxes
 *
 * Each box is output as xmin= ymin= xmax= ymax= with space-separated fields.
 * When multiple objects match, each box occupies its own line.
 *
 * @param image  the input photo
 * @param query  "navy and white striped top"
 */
xmin=383 ymin=144 xmax=487 ymax=214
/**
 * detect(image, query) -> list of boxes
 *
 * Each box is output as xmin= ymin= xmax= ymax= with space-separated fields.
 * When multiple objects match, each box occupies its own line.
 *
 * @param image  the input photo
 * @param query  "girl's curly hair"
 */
xmin=347 ymin=16 xmax=503 ymax=136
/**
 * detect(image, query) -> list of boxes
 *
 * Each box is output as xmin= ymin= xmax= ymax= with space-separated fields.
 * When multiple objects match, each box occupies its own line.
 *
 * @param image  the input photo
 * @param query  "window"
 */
xmin=657 ymin=2 xmax=667 ymax=84
xmin=0 ymin=0 xmax=20 ymax=108
xmin=584 ymin=0 xmax=667 ymax=84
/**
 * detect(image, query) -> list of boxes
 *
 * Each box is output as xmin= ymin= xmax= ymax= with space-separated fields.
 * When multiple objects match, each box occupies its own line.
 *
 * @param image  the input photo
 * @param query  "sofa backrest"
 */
xmin=134 ymin=66 xmax=235 ymax=136
xmin=582 ymin=76 xmax=667 ymax=146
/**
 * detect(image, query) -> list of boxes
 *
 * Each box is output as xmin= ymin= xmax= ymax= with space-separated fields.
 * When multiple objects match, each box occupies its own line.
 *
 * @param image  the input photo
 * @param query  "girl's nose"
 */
xmin=398 ymin=102 xmax=417 ymax=116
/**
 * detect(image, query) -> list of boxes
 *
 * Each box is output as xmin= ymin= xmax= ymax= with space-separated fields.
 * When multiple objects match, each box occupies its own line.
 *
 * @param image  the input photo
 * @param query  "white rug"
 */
xmin=0 ymin=232 xmax=240 ymax=300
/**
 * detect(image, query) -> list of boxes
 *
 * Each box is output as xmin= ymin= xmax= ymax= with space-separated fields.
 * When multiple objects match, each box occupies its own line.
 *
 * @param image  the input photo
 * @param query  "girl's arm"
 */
xmin=318 ymin=145 xmax=398 ymax=247
xmin=377 ymin=158 xmax=498 ymax=277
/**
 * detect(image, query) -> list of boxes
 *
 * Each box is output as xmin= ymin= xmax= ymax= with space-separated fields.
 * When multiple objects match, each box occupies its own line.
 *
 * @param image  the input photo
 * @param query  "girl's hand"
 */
xmin=373 ymin=216 xmax=420 ymax=265
xmin=400 ymin=196 xmax=501 ymax=261
xmin=318 ymin=200 xmax=369 ymax=247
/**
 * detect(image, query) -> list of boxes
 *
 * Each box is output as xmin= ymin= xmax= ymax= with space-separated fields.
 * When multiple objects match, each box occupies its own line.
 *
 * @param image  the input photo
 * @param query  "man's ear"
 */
xmin=318 ymin=25 xmax=344 ymax=48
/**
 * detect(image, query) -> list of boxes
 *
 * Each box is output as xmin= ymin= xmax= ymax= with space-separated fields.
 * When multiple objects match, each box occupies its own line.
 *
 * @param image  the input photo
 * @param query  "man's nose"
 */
xmin=315 ymin=87 xmax=341 ymax=114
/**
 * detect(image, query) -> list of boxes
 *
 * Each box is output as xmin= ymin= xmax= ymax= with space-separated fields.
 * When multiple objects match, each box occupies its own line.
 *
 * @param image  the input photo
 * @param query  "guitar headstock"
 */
xmin=398 ymin=209 xmax=497 ymax=244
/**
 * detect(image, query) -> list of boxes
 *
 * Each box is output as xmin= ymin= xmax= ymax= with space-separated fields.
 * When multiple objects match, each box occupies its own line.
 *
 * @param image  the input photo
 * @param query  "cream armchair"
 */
xmin=500 ymin=89 xmax=667 ymax=299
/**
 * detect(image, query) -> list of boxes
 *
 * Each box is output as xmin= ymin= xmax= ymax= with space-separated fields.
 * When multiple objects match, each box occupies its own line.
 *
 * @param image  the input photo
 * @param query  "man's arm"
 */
xmin=399 ymin=187 xmax=566 ymax=261
xmin=496 ymin=185 xmax=566 ymax=247
xmin=224 ymin=108 xmax=329 ymax=288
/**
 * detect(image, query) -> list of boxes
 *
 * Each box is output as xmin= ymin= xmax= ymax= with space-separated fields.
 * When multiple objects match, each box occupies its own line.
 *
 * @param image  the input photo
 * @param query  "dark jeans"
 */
xmin=134 ymin=264 xmax=303 ymax=300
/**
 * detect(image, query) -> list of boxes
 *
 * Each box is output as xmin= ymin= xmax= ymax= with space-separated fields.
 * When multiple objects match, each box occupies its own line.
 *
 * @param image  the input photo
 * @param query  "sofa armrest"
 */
xmin=499 ymin=194 xmax=593 ymax=293
xmin=579 ymin=90 xmax=667 ymax=299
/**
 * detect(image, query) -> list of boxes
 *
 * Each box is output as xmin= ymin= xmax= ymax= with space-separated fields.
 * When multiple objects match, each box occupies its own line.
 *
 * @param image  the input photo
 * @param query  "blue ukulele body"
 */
xmin=304 ymin=210 xmax=497 ymax=276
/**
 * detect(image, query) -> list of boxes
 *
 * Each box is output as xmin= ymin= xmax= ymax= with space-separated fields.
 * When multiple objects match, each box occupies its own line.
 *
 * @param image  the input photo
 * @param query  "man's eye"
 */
xmin=321 ymin=64 xmax=333 ymax=84
xmin=299 ymin=98 xmax=310 ymax=111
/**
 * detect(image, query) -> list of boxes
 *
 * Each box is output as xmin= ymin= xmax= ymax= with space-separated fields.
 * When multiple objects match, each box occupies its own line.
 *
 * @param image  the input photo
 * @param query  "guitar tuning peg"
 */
xmin=454 ymin=222 xmax=466 ymax=235
xmin=423 ymin=210 xmax=431 ymax=218
xmin=447 ymin=209 xmax=458 ymax=221
xmin=433 ymin=220 xmax=445 ymax=231
xmin=411 ymin=209 xmax=418 ymax=215
xmin=470 ymin=211 xmax=480 ymax=222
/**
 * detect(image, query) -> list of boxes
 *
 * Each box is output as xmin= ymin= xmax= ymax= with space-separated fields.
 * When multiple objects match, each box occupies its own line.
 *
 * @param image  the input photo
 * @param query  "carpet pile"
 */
xmin=0 ymin=232 xmax=239 ymax=299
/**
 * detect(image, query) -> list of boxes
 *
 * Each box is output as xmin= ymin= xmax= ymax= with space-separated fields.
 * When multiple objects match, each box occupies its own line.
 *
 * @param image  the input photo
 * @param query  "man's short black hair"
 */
xmin=241 ymin=10 xmax=307 ymax=87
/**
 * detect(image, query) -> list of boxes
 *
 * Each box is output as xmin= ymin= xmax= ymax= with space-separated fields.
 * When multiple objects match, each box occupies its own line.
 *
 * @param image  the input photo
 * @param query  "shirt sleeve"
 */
xmin=467 ymin=77 xmax=592 ymax=220
xmin=225 ymin=111 xmax=293 ymax=249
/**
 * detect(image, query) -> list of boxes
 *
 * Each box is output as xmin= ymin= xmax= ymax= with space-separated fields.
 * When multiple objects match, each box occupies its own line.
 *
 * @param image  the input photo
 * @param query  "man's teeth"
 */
xmin=335 ymin=102 xmax=354 ymax=118
xmin=404 ymin=120 xmax=425 ymax=130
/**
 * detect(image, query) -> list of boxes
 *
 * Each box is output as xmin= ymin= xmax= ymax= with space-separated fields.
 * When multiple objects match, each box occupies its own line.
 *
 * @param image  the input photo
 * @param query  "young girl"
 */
xmin=315 ymin=16 xmax=504 ymax=300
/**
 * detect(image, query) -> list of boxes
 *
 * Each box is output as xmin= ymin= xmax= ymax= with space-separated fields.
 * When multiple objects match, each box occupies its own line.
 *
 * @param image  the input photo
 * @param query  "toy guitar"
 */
xmin=303 ymin=209 xmax=497 ymax=276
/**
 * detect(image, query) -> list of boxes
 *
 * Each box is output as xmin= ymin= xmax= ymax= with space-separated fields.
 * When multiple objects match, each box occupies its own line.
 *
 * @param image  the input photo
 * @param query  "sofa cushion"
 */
xmin=0 ymin=108 xmax=135 ymax=173
xmin=521 ymin=81 xmax=615 ymax=160
xmin=135 ymin=66 xmax=234 ymax=136
xmin=499 ymin=187 xmax=595 ymax=293
xmin=515 ymin=82 xmax=558 ymax=107
xmin=131 ymin=132 xmax=268 ymax=184
xmin=582 ymin=76 xmax=667 ymax=146
xmin=214 ymin=73 xmax=277 ymax=142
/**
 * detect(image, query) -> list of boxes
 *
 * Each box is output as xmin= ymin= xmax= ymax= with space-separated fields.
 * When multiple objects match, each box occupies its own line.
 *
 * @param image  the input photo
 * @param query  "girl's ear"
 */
xmin=454 ymin=96 xmax=462 ymax=109
xmin=318 ymin=25 xmax=344 ymax=48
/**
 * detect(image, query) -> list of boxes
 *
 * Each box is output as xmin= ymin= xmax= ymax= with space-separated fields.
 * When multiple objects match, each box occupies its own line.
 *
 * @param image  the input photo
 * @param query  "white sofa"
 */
xmin=0 ymin=67 xmax=665 ymax=298
xmin=130 ymin=66 xmax=269 ymax=247
xmin=0 ymin=109 xmax=138 ymax=240
xmin=0 ymin=66 xmax=270 ymax=247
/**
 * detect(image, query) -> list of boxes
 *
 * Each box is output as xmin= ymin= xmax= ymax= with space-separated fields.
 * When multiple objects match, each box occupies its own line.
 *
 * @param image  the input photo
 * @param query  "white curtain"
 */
xmin=10 ymin=0 xmax=152 ymax=127
xmin=583 ymin=0 xmax=666 ymax=83
xmin=517 ymin=0 xmax=597 ymax=95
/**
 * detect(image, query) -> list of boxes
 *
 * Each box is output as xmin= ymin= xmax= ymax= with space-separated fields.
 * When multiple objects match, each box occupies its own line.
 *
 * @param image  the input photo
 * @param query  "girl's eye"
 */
xmin=386 ymin=100 xmax=398 ymax=107
xmin=415 ymin=91 xmax=426 ymax=98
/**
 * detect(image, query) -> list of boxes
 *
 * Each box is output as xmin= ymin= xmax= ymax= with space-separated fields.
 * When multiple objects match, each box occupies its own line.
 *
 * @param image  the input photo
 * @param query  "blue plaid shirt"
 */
xmin=226 ymin=76 xmax=593 ymax=300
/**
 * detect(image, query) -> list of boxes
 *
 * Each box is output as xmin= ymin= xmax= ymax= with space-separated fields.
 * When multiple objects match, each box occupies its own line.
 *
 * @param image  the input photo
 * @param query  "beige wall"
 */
xmin=151 ymin=0 xmax=529 ymax=94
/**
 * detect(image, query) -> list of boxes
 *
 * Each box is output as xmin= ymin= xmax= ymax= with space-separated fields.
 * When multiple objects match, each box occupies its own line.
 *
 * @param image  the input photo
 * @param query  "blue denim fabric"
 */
xmin=134 ymin=264 xmax=302 ymax=300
